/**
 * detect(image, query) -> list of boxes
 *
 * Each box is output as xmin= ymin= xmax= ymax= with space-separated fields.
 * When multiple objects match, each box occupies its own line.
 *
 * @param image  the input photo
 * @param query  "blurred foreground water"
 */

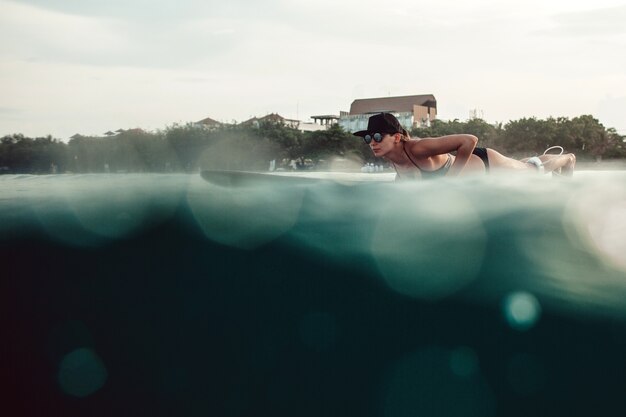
xmin=2 ymin=171 xmax=626 ymax=417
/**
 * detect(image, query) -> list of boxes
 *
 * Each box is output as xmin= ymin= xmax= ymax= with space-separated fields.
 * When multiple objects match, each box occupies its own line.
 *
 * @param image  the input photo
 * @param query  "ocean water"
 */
xmin=2 ymin=171 xmax=626 ymax=417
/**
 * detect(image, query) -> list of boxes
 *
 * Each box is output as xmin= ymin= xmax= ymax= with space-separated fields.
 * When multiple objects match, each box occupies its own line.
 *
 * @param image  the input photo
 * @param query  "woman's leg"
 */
xmin=485 ymin=148 xmax=531 ymax=170
xmin=488 ymin=148 xmax=576 ymax=176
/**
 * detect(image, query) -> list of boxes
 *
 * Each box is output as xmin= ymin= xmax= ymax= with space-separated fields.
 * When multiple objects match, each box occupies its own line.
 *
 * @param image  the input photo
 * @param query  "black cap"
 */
xmin=353 ymin=113 xmax=403 ymax=137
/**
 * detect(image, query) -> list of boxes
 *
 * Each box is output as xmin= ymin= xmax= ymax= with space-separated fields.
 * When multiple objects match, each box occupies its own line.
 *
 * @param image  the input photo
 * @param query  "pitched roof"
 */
xmin=349 ymin=94 xmax=437 ymax=115
xmin=259 ymin=113 xmax=285 ymax=123
xmin=197 ymin=116 xmax=221 ymax=126
xmin=241 ymin=116 xmax=258 ymax=125
xmin=241 ymin=113 xmax=296 ymax=125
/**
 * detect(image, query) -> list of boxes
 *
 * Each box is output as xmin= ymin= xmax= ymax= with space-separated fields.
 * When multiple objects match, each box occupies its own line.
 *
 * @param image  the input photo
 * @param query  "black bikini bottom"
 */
xmin=472 ymin=147 xmax=489 ymax=172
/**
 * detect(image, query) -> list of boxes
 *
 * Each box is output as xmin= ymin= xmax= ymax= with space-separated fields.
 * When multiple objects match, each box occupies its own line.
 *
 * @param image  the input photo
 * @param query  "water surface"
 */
xmin=2 ymin=171 xmax=626 ymax=417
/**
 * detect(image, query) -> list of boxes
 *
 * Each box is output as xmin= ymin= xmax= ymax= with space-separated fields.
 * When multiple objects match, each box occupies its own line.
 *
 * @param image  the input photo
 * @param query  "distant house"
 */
xmin=339 ymin=94 xmax=437 ymax=133
xmin=240 ymin=113 xmax=300 ymax=129
xmin=120 ymin=128 xmax=146 ymax=135
xmin=195 ymin=116 xmax=222 ymax=130
xmin=293 ymin=115 xmax=340 ymax=132
xmin=110 ymin=128 xmax=146 ymax=135
xmin=240 ymin=116 xmax=260 ymax=127
xmin=104 ymin=131 xmax=116 ymax=136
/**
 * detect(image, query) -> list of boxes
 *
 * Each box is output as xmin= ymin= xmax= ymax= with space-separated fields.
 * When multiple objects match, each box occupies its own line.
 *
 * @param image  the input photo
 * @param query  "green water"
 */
xmin=2 ymin=172 xmax=626 ymax=416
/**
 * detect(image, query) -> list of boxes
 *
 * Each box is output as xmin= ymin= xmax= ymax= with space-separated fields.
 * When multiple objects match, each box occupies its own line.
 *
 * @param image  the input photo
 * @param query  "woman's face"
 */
xmin=369 ymin=133 xmax=398 ymax=158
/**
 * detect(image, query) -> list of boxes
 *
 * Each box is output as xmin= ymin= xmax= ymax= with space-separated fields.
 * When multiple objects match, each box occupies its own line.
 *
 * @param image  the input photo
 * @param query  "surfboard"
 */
xmin=200 ymin=170 xmax=395 ymax=187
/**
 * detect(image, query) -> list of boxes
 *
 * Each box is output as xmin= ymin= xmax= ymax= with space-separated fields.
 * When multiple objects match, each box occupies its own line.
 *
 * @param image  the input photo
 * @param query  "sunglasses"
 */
xmin=363 ymin=133 xmax=386 ymax=145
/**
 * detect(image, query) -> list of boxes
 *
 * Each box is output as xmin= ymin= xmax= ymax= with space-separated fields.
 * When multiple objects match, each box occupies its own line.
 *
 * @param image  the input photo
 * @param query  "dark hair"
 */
xmin=400 ymin=128 xmax=411 ymax=141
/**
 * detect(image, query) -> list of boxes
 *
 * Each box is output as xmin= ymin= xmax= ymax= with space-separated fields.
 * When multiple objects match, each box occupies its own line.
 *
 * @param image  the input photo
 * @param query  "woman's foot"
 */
xmin=561 ymin=153 xmax=576 ymax=177
xmin=540 ymin=153 xmax=575 ymax=177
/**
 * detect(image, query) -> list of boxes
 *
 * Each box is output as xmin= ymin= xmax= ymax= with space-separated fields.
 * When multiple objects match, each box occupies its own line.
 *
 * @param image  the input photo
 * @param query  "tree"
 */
xmin=501 ymin=118 xmax=559 ymax=156
xmin=258 ymin=120 xmax=301 ymax=159
xmin=300 ymin=124 xmax=365 ymax=161
xmin=569 ymin=115 xmax=613 ymax=161
xmin=165 ymin=123 xmax=214 ymax=172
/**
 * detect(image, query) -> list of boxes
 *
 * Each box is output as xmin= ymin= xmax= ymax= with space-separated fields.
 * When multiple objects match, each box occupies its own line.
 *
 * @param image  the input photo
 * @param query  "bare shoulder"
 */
xmin=403 ymin=138 xmax=429 ymax=157
xmin=405 ymin=135 xmax=476 ymax=158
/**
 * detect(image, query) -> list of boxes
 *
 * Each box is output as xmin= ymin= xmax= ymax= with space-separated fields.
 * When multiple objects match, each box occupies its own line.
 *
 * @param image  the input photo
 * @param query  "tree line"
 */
xmin=413 ymin=115 xmax=624 ymax=160
xmin=1 ymin=115 xmax=623 ymax=174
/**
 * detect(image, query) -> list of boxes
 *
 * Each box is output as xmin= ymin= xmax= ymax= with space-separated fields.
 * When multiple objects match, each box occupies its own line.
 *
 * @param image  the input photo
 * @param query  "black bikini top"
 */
xmin=394 ymin=142 xmax=453 ymax=179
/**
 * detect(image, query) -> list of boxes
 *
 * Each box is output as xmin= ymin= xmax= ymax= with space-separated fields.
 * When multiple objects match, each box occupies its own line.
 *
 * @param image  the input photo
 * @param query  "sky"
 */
xmin=1 ymin=0 xmax=625 ymax=139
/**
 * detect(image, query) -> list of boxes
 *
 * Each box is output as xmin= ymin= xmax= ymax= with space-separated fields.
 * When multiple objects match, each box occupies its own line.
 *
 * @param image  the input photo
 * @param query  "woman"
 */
xmin=353 ymin=113 xmax=576 ymax=179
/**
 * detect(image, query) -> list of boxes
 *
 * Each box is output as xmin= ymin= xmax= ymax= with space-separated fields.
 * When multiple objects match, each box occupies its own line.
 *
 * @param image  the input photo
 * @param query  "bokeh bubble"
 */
xmin=566 ymin=182 xmax=626 ymax=272
xmin=66 ymin=175 xmax=184 ymax=240
xmin=449 ymin=347 xmax=479 ymax=378
xmin=58 ymin=348 xmax=108 ymax=398
xmin=372 ymin=183 xmax=486 ymax=300
xmin=34 ymin=174 xmax=185 ymax=246
xmin=503 ymin=291 xmax=541 ymax=331
xmin=187 ymin=176 xmax=304 ymax=250
xmin=517 ymin=178 xmax=626 ymax=316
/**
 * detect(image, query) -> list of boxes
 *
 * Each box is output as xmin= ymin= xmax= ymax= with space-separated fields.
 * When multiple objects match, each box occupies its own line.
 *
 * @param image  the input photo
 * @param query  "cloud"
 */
xmin=0 ymin=107 xmax=21 ymax=114
xmin=0 ymin=1 xmax=247 ymax=69
xmin=2 ymin=0 xmax=624 ymax=138
xmin=0 ymin=0 xmax=550 ymax=73
xmin=541 ymin=5 xmax=626 ymax=37
xmin=8 ymin=0 xmax=289 ymax=22
xmin=0 ymin=2 xmax=129 ymax=63
xmin=0 ymin=107 xmax=23 ymax=125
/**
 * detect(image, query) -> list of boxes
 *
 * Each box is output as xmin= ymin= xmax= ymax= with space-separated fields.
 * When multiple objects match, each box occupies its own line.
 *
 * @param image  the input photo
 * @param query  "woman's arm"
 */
xmin=406 ymin=134 xmax=478 ymax=176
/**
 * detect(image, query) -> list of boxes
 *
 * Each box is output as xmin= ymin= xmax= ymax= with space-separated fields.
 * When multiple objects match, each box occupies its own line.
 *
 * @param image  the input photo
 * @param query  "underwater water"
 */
xmin=2 ymin=171 xmax=626 ymax=417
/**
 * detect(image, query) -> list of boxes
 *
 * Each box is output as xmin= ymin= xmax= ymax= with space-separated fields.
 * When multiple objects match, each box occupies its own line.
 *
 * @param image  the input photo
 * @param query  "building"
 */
xmin=338 ymin=94 xmax=437 ymax=133
xmin=195 ymin=116 xmax=222 ymax=130
xmin=295 ymin=114 xmax=339 ymax=132
xmin=310 ymin=115 xmax=339 ymax=127
xmin=240 ymin=113 xmax=300 ymax=129
xmin=298 ymin=122 xmax=328 ymax=132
